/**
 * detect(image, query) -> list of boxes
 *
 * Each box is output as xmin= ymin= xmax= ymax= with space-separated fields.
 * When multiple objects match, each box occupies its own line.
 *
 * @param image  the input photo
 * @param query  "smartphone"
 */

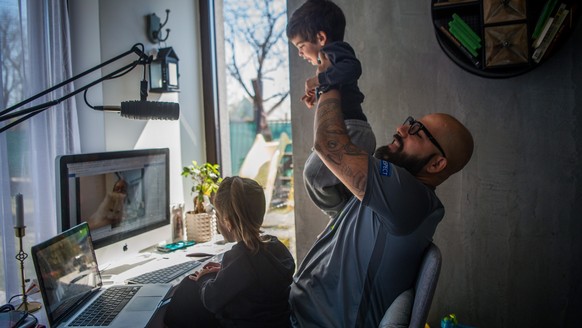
xmin=157 ymin=240 xmax=195 ymax=253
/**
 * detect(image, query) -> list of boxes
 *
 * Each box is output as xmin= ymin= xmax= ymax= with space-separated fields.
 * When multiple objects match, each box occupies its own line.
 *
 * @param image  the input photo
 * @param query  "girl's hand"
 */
xmin=189 ymin=262 xmax=222 ymax=281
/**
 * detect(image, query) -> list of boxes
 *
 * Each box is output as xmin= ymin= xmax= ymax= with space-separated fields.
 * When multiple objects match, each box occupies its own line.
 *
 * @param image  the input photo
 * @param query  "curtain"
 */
xmin=0 ymin=0 xmax=80 ymax=304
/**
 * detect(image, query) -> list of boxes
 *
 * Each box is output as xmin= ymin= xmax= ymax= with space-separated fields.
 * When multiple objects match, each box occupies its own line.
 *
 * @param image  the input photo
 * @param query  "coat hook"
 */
xmin=147 ymin=9 xmax=171 ymax=43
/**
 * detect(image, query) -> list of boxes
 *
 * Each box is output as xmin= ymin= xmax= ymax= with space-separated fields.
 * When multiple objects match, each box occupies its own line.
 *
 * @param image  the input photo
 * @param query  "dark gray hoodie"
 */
xmin=201 ymin=235 xmax=295 ymax=328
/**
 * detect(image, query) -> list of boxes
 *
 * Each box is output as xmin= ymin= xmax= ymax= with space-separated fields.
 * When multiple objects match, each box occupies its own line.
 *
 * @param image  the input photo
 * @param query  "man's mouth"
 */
xmin=390 ymin=134 xmax=403 ymax=152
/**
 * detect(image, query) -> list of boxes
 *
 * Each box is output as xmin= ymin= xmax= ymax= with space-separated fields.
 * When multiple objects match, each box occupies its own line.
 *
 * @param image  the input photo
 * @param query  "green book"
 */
xmin=449 ymin=25 xmax=479 ymax=57
xmin=449 ymin=22 xmax=481 ymax=50
xmin=449 ymin=20 xmax=481 ymax=49
xmin=452 ymin=13 xmax=482 ymax=44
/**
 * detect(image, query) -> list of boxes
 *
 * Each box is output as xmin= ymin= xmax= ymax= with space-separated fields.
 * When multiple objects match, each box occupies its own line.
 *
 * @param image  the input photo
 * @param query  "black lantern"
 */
xmin=149 ymin=47 xmax=179 ymax=93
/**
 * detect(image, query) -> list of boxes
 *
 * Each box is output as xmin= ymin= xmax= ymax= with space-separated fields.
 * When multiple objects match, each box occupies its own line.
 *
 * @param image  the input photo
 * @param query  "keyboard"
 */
xmin=126 ymin=260 xmax=201 ymax=284
xmin=70 ymin=285 xmax=141 ymax=326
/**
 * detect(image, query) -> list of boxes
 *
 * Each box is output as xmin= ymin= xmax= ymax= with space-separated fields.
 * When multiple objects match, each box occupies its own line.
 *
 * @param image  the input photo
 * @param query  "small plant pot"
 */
xmin=185 ymin=212 xmax=215 ymax=243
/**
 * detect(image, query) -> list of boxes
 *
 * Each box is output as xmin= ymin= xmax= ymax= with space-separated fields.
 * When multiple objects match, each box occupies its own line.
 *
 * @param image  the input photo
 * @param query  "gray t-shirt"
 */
xmin=290 ymin=156 xmax=444 ymax=327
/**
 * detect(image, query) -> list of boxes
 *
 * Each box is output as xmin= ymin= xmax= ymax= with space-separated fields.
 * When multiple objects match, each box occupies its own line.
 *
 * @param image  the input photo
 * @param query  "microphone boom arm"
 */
xmin=0 ymin=44 xmax=151 ymax=133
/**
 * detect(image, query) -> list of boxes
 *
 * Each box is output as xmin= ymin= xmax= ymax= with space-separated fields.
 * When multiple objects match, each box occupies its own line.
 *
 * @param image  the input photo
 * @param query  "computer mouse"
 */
xmin=186 ymin=252 xmax=215 ymax=257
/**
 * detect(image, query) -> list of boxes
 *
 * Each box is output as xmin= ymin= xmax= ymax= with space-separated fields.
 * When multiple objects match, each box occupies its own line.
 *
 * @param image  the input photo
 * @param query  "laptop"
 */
xmin=31 ymin=222 xmax=172 ymax=328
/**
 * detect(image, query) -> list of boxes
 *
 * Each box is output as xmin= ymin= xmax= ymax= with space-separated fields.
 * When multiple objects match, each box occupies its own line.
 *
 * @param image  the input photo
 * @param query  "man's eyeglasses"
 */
xmin=403 ymin=116 xmax=447 ymax=158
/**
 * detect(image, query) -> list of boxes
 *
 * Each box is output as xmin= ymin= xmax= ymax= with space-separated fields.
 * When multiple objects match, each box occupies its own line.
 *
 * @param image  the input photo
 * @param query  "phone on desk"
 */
xmin=157 ymin=241 xmax=195 ymax=253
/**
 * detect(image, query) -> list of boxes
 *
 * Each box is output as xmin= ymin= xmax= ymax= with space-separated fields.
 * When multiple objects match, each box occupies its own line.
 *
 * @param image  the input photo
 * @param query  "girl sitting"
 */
xmin=164 ymin=176 xmax=295 ymax=328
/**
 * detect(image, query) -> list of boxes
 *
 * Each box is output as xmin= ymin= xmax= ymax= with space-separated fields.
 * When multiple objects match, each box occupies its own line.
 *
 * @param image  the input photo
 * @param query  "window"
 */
xmin=1 ymin=0 xmax=30 ymax=304
xmin=1 ymin=0 xmax=79 ymax=304
xmin=200 ymin=0 xmax=295 ymax=256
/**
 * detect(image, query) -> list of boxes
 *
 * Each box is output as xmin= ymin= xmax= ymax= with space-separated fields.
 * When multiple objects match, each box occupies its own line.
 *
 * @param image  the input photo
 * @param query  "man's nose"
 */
xmin=396 ymin=124 xmax=408 ymax=137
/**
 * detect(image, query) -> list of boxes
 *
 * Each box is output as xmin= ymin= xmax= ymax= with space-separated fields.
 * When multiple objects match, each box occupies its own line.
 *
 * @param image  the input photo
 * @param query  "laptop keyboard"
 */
xmin=69 ymin=285 xmax=141 ymax=326
xmin=126 ymin=260 xmax=200 ymax=284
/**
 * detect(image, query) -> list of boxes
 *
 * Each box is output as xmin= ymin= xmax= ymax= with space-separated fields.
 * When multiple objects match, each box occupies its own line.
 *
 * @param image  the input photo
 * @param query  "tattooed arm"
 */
xmin=313 ymin=90 xmax=369 ymax=200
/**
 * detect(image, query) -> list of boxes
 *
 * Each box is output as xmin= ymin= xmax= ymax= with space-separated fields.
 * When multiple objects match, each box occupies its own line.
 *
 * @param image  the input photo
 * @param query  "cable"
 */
xmin=0 ymin=303 xmax=15 ymax=312
xmin=8 ymin=294 xmax=23 ymax=304
xmin=83 ymin=59 xmax=142 ymax=110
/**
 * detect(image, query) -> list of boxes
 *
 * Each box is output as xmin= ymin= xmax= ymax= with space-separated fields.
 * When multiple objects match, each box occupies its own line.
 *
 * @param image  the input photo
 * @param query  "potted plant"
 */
xmin=181 ymin=161 xmax=222 ymax=242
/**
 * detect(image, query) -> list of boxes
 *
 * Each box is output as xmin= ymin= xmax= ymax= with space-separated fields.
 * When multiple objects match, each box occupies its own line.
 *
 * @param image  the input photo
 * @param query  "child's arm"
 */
xmin=302 ymin=53 xmax=333 ymax=109
xmin=318 ymin=42 xmax=361 ymax=88
xmin=199 ymin=250 xmax=255 ymax=312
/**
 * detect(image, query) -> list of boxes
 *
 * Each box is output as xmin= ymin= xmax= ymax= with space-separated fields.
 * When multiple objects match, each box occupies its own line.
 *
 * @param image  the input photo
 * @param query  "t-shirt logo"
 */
xmin=379 ymin=160 xmax=391 ymax=176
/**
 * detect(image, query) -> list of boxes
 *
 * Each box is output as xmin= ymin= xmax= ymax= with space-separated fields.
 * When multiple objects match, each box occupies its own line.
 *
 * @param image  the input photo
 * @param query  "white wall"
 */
xmin=69 ymin=0 xmax=207 ymax=210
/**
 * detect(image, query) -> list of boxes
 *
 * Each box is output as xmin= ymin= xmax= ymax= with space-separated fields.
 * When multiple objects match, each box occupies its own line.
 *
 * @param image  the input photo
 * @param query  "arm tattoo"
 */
xmin=314 ymin=97 xmax=368 ymax=198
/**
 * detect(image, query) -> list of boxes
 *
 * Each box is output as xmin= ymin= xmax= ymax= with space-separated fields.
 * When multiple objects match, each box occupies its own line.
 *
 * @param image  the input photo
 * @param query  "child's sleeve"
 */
xmin=318 ymin=42 xmax=362 ymax=88
xmin=200 ymin=248 xmax=254 ymax=312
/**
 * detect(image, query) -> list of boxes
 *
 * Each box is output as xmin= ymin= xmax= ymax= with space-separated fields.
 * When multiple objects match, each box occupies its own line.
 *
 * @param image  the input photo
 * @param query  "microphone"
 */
xmin=95 ymin=101 xmax=180 ymax=120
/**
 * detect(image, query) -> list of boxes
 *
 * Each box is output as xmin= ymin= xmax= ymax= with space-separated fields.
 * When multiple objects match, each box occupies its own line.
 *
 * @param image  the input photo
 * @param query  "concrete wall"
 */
xmin=288 ymin=1 xmax=582 ymax=327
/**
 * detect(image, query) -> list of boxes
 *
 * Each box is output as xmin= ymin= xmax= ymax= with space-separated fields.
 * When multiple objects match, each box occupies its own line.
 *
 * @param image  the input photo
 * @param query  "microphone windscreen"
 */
xmin=120 ymin=100 xmax=180 ymax=120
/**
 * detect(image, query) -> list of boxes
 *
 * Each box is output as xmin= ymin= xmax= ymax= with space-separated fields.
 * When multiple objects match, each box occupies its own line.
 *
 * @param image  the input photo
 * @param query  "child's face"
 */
xmin=291 ymin=35 xmax=323 ymax=66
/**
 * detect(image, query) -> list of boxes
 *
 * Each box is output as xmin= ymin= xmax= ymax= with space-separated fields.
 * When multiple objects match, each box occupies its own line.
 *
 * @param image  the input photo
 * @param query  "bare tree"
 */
xmin=223 ymin=0 xmax=289 ymax=140
xmin=1 ymin=8 xmax=26 ymax=110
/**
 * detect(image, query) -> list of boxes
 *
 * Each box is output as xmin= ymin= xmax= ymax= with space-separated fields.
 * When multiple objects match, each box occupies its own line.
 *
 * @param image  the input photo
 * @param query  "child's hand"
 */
xmin=301 ymin=91 xmax=316 ymax=109
xmin=305 ymin=76 xmax=319 ymax=96
xmin=189 ymin=262 xmax=222 ymax=281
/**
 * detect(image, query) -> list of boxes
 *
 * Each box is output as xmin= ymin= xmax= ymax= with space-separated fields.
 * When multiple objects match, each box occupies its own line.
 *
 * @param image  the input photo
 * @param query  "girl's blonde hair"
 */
xmin=214 ymin=176 xmax=266 ymax=253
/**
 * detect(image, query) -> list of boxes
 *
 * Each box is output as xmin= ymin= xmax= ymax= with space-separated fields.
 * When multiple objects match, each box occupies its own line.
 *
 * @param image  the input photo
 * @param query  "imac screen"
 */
xmin=57 ymin=148 xmax=170 ymax=250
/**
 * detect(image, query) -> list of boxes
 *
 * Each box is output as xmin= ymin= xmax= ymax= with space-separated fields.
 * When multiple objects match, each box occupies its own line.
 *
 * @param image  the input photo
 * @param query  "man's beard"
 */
xmin=374 ymin=135 xmax=434 ymax=176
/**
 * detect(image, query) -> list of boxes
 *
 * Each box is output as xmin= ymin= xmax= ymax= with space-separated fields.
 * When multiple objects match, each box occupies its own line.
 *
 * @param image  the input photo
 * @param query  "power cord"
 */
xmin=7 ymin=294 xmax=23 ymax=304
xmin=0 ymin=303 xmax=15 ymax=312
xmin=2 ymin=302 xmax=39 ymax=328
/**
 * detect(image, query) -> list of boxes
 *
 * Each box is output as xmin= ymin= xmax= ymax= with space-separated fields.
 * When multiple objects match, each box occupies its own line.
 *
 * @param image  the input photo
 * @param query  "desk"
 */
xmin=29 ymin=237 xmax=233 ymax=327
xmin=101 ymin=236 xmax=233 ymax=286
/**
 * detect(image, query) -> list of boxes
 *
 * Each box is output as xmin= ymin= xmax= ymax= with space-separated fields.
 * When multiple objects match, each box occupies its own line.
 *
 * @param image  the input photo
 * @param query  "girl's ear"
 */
xmin=316 ymin=31 xmax=327 ymax=46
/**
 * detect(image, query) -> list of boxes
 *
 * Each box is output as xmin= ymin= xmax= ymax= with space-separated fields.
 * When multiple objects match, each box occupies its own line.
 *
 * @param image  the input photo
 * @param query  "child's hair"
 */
xmin=286 ymin=0 xmax=346 ymax=43
xmin=214 ymin=176 xmax=266 ymax=253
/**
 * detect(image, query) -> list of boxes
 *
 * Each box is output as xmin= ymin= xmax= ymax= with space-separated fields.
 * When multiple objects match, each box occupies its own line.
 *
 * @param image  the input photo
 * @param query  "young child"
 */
xmin=287 ymin=0 xmax=376 ymax=218
xmin=164 ymin=176 xmax=295 ymax=328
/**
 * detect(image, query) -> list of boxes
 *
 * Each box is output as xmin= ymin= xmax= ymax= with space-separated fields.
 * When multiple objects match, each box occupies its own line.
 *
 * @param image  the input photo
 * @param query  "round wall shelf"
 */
xmin=432 ymin=0 xmax=579 ymax=78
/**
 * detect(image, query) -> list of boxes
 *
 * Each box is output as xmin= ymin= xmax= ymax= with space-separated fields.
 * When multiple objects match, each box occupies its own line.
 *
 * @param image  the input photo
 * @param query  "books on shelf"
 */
xmin=447 ymin=14 xmax=482 ymax=58
xmin=532 ymin=0 xmax=559 ymax=40
xmin=532 ymin=3 xmax=570 ymax=63
xmin=533 ymin=17 xmax=554 ymax=49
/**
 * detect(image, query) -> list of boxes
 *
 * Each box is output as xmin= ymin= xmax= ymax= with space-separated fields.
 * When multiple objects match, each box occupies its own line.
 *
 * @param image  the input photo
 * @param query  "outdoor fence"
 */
xmin=229 ymin=120 xmax=292 ymax=175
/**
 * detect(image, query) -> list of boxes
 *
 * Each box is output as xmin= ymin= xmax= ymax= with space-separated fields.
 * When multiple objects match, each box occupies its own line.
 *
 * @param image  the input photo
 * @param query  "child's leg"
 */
xmin=303 ymin=119 xmax=376 ymax=218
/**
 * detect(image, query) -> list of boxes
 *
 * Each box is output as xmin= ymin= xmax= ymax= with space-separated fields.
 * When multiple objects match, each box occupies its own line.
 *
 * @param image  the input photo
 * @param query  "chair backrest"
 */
xmin=409 ymin=242 xmax=442 ymax=328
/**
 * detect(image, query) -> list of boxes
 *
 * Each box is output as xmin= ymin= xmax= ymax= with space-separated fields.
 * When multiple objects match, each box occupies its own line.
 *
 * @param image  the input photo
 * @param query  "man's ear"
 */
xmin=427 ymin=156 xmax=447 ymax=174
xmin=316 ymin=31 xmax=327 ymax=46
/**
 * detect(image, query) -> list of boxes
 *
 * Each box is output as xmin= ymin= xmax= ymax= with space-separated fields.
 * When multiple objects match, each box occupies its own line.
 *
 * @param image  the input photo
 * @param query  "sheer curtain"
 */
xmin=0 ymin=0 xmax=80 ymax=303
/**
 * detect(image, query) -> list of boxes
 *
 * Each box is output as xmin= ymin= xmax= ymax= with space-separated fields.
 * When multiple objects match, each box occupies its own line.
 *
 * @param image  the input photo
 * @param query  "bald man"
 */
xmin=289 ymin=88 xmax=474 ymax=327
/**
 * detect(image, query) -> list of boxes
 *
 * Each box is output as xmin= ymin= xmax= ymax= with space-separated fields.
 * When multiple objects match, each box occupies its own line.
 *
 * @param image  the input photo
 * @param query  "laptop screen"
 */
xmin=32 ymin=222 xmax=102 ymax=325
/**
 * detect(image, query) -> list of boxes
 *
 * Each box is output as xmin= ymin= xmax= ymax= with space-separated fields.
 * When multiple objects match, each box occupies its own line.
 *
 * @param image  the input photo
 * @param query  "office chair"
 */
xmin=379 ymin=242 xmax=442 ymax=328
xmin=409 ymin=242 xmax=442 ymax=328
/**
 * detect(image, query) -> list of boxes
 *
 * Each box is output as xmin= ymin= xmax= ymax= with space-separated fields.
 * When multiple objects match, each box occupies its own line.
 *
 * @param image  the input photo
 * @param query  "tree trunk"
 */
xmin=252 ymin=79 xmax=272 ymax=141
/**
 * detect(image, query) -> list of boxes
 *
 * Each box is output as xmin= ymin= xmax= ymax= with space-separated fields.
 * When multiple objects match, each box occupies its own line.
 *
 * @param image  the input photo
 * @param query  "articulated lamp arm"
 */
xmin=0 ymin=43 xmax=151 ymax=133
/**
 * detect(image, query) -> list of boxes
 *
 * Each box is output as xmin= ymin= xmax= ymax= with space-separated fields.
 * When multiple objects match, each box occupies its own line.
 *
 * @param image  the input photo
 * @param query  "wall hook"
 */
xmin=147 ymin=9 xmax=171 ymax=43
